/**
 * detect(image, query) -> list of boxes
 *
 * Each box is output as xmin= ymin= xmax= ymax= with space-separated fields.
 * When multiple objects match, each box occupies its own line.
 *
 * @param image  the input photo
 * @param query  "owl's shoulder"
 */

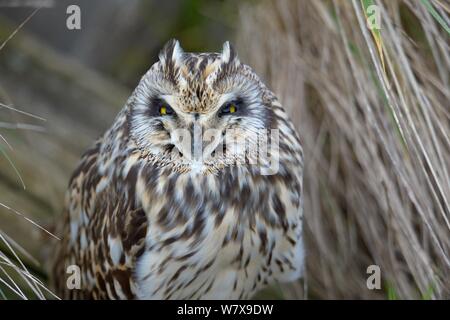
xmin=53 ymin=139 xmax=148 ymax=299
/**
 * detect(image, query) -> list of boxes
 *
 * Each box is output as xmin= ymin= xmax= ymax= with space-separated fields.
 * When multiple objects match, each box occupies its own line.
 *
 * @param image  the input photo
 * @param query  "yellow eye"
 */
xmin=219 ymin=101 xmax=239 ymax=116
xmin=159 ymin=105 xmax=167 ymax=115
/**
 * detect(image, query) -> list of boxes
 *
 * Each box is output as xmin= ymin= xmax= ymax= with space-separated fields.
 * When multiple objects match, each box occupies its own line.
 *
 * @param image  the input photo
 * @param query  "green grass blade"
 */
xmin=421 ymin=0 xmax=450 ymax=34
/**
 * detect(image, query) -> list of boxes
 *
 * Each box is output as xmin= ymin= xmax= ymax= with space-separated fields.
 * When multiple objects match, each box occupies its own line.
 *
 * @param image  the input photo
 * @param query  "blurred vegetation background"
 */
xmin=2 ymin=0 xmax=241 ymax=86
xmin=0 ymin=0 xmax=448 ymax=299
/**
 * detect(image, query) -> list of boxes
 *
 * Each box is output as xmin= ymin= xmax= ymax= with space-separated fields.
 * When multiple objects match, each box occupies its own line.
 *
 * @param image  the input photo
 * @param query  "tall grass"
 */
xmin=0 ymin=7 xmax=56 ymax=299
xmin=238 ymin=0 xmax=449 ymax=299
xmin=0 ymin=101 xmax=58 ymax=299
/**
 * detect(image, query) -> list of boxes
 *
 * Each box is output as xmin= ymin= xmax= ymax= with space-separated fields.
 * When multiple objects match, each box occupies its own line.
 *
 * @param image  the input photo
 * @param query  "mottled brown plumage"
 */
xmin=52 ymin=40 xmax=304 ymax=299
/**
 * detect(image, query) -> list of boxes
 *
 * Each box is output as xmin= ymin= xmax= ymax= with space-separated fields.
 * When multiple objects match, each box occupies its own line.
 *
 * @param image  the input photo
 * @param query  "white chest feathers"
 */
xmin=134 ymin=211 xmax=303 ymax=299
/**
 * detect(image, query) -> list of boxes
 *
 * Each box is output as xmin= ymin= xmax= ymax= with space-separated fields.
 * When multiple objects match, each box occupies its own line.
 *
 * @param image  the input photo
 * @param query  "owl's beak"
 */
xmin=189 ymin=120 xmax=221 ymax=162
xmin=191 ymin=121 xmax=203 ymax=162
xmin=171 ymin=116 xmax=222 ymax=163
xmin=171 ymin=121 xmax=206 ymax=162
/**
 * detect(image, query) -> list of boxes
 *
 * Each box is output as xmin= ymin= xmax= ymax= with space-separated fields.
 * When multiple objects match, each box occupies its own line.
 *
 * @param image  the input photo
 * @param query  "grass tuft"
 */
xmin=238 ymin=0 xmax=450 ymax=299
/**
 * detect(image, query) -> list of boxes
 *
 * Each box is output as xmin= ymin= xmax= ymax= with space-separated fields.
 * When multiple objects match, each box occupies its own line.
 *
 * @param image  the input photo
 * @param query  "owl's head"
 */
xmin=128 ymin=39 xmax=279 ymax=174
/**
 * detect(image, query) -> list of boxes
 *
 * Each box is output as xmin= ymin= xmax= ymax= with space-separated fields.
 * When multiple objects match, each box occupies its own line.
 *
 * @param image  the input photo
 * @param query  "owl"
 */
xmin=51 ymin=39 xmax=304 ymax=299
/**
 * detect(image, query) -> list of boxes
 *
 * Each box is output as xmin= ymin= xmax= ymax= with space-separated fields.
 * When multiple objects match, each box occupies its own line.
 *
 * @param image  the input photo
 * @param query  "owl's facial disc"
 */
xmin=129 ymin=40 xmax=273 ymax=173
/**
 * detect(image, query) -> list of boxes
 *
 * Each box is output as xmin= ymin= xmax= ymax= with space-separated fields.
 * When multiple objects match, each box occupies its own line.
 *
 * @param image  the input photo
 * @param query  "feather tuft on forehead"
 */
xmin=158 ymin=39 xmax=184 ymax=66
xmin=221 ymin=41 xmax=238 ymax=64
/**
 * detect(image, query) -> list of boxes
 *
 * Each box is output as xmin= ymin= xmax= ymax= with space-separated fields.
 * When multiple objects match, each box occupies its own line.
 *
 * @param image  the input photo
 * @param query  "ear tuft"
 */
xmin=159 ymin=39 xmax=184 ymax=64
xmin=221 ymin=41 xmax=238 ymax=64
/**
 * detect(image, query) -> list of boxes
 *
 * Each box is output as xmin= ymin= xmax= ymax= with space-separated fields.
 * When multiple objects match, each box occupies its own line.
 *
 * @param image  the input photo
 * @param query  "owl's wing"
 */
xmin=52 ymin=142 xmax=148 ymax=299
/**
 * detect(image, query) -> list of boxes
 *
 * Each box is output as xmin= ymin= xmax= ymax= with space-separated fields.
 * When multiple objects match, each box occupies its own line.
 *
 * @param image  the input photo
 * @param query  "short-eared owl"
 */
xmin=52 ymin=40 xmax=304 ymax=299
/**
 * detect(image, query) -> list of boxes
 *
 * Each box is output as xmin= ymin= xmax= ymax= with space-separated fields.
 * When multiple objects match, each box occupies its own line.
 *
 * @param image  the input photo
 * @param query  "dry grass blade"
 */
xmin=0 ymin=202 xmax=60 ymax=241
xmin=0 ymin=122 xmax=46 ymax=132
xmin=0 ymin=133 xmax=13 ymax=150
xmin=0 ymin=102 xmax=47 ymax=122
xmin=0 ymin=7 xmax=40 ymax=52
